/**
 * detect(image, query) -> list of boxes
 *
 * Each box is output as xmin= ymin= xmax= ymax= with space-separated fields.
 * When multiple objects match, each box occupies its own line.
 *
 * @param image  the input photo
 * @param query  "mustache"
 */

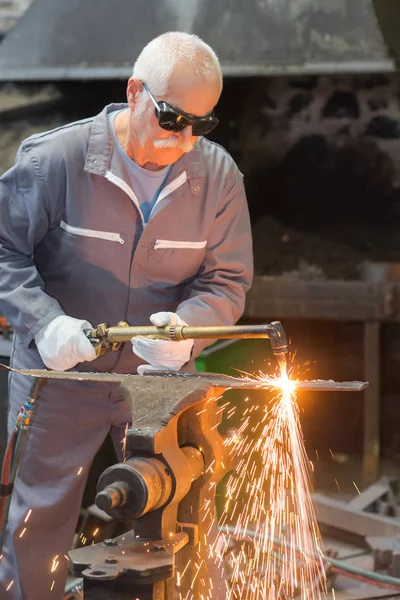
xmin=153 ymin=137 xmax=195 ymax=153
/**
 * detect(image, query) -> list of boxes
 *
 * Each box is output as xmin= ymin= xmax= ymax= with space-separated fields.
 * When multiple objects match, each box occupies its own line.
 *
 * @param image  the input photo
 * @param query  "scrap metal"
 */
xmin=0 ymin=365 xmax=369 ymax=392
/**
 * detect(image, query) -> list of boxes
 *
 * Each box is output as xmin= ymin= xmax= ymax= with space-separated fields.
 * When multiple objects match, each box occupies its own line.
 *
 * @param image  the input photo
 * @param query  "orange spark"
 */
xmin=24 ymin=509 xmax=32 ymax=523
xmin=214 ymin=367 xmax=327 ymax=599
xmin=122 ymin=423 xmax=129 ymax=462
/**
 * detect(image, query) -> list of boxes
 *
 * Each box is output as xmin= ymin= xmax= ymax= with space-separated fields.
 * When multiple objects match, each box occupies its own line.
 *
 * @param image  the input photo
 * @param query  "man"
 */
xmin=0 ymin=31 xmax=253 ymax=598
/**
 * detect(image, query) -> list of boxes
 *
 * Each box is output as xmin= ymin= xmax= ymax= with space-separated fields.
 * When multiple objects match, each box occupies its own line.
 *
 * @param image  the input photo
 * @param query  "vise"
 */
xmin=68 ymin=375 xmax=231 ymax=600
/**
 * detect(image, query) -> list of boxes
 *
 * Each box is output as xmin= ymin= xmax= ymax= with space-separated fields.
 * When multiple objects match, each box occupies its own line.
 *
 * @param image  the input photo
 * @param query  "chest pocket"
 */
xmin=154 ymin=239 xmax=207 ymax=250
xmin=60 ymin=220 xmax=125 ymax=244
xmin=148 ymin=239 xmax=207 ymax=284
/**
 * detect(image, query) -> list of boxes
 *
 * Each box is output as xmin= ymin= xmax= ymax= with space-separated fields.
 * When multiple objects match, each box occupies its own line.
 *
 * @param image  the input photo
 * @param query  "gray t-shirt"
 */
xmin=109 ymin=110 xmax=171 ymax=223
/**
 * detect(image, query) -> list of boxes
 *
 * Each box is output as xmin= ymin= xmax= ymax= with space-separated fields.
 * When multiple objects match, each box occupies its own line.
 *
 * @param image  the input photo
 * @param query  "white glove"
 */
xmin=35 ymin=315 xmax=97 ymax=371
xmin=132 ymin=312 xmax=193 ymax=375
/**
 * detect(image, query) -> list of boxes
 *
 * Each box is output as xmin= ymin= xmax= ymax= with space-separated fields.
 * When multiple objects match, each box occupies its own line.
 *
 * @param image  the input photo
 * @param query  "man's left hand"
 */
xmin=131 ymin=312 xmax=193 ymax=374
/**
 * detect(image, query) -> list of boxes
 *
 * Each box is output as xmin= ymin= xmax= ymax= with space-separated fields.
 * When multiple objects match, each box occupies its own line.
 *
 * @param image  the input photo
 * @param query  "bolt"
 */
xmin=103 ymin=539 xmax=118 ymax=547
xmin=105 ymin=556 xmax=118 ymax=564
xmin=150 ymin=544 xmax=166 ymax=552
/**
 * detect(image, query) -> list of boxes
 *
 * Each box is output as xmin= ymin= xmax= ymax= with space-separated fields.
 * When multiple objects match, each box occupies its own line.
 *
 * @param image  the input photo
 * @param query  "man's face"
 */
xmin=128 ymin=74 xmax=221 ymax=167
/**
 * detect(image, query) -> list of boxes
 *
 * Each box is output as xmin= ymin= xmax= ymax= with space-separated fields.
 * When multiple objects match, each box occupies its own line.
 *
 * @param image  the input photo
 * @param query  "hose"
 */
xmin=0 ymin=429 xmax=18 ymax=527
xmin=221 ymin=525 xmax=400 ymax=592
xmin=0 ymin=378 xmax=46 ymax=553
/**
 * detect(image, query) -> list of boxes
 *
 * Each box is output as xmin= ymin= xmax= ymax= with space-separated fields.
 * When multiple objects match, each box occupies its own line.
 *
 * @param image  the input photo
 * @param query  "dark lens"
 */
xmin=192 ymin=116 xmax=219 ymax=136
xmin=158 ymin=110 xmax=188 ymax=132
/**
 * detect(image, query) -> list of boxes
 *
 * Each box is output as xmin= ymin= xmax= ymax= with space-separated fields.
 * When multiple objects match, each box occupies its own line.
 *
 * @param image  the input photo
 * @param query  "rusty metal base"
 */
xmin=69 ymin=530 xmax=187 ymax=599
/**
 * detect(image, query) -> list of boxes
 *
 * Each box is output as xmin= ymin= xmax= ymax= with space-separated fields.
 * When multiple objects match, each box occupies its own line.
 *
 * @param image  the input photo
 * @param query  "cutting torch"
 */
xmin=85 ymin=319 xmax=289 ymax=369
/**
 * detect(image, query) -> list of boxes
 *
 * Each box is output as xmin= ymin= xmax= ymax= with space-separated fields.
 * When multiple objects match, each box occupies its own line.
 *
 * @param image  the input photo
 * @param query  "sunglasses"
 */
xmin=141 ymin=81 xmax=219 ymax=136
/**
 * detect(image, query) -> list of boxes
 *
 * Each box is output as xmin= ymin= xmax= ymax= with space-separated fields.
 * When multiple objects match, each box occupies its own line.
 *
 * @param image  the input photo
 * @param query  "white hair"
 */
xmin=132 ymin=32 xmax=223 ymax=96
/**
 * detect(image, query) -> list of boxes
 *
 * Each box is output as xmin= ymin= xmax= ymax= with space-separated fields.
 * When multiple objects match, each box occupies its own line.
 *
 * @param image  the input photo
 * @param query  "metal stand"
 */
xmin=69 ymin=376 xmax=230 ymax=599
xmin=363 ymin=321 xmax=381 ymax=487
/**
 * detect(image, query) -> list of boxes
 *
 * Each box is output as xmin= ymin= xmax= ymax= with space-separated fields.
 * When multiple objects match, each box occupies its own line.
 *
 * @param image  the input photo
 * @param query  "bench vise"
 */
xmin=68 ymin=375 xmax=232 ymax=600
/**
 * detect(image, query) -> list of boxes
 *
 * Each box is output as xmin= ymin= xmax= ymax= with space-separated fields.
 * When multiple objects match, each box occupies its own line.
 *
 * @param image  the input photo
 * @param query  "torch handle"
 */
xmin=105 ymin=323 xmax=279 ymax=342
xmin=86 ymin=321 xmax=288 ymax=358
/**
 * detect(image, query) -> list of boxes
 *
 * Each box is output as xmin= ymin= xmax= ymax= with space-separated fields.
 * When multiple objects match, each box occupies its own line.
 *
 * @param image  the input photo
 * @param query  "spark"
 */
xmin=191 ymin=560 xmax=204 ymax=587
xmin=213 ymin=367 xmax=327 ymax=599
xmin=122 ymin=423 xmax=129 ymax=461
xmin=77 ymin=467 xmax=83 ymax=475
xmin=181 ymin=559 xmax=192 ymax=578
xmin=24 ymin=509 xmax=32 ymax=523
xmin=19 ymin=528 xmax=27 ymax=538
xmin=353 ymin=481 xmax=361 ymax=495
xmin=6 ymin=581 xmax=14 ymax=591
xmin=50 ymin=580 xmax=55 ymax=591
xmin=51 ymin=556 xmax=59 ymax=572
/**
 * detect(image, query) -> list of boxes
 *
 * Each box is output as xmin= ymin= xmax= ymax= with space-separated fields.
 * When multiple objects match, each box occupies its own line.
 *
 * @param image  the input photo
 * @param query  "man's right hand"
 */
xmin=34 ymin=315 xmax=97 ymax=371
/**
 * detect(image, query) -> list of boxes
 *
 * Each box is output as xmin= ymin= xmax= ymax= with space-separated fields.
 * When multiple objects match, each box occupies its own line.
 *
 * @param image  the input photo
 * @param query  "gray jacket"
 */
xmin=0 ymin=104 xmax=253 ymax=373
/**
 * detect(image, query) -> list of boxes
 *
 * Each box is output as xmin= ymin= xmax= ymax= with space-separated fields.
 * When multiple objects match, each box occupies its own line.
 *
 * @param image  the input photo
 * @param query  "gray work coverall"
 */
xmin=0 ymin=103 xmax=253 ymax=599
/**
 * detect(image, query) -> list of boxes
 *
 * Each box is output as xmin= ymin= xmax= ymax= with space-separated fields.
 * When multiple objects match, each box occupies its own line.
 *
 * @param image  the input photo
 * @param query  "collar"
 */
xmin=85 ymin=104 xmax=206 ymax=195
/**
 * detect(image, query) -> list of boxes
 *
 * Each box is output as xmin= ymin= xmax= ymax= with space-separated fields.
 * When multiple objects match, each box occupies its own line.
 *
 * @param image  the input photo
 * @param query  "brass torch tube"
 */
xmin=105 ymin=324 xmax=279 ymax=343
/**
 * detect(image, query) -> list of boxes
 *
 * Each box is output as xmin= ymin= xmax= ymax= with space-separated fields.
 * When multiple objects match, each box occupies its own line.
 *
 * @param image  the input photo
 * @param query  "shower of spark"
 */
xmin=215 ymin=368 xmax=327 ymax=600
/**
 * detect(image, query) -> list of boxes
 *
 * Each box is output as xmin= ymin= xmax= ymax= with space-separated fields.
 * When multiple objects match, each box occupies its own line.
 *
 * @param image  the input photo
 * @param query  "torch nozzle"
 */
xmin=268 ymin=321 xmax=288 ymax=356
xmin=265 ymin=321 xmax=288 ymax=373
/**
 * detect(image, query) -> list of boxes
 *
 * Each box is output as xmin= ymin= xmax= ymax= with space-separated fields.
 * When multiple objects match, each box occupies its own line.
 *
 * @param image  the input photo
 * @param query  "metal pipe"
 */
xmin=222 ymin=525 xmax=400 ymax=592
xmin=107 ymin=323 xmax=282 ymax=342
xmin=89 ymin=321 xmax=288 ymax=359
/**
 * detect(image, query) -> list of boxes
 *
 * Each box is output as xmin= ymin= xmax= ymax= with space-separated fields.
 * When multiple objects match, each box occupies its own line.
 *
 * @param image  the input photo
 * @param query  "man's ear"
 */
xmin=127 ymin=78 xmax=141 ymax=109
